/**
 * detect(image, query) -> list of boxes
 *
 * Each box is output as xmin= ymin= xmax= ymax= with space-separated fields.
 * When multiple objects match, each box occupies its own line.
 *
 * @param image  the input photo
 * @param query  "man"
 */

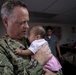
xmin=44 ymin=26 xmax=62 ymax=59
xmin=0 ymin=0 xmax=56 ymax=75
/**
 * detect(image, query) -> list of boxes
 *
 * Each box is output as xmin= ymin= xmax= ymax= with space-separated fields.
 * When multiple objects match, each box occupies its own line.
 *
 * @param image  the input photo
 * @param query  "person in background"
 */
xmin=44 ymin=26 xmax=62 ymax=59
xmin=15 ymin=25 xmax=62 ymax=75
xmin=0 ymin=0 xmax=56 ymax=75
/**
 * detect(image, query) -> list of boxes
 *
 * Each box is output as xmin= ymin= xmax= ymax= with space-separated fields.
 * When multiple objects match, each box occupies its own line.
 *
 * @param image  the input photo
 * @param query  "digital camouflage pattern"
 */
xmin=0 ymin=34 xmax=43 ymax=75
xmin=0 ymin=34 xmax=63 ymax=75
xmin=57 ymin=69 xmax=63 ymax=75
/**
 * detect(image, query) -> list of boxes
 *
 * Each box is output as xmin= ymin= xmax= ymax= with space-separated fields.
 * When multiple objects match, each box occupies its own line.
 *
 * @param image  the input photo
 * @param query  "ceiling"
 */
xmin=0 ymin=0 xmax=76 ymax=24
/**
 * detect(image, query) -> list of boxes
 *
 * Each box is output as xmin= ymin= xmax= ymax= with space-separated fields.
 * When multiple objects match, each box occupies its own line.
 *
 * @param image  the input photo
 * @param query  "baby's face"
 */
xmin=28 ymin=32 xmax=36 ymax=43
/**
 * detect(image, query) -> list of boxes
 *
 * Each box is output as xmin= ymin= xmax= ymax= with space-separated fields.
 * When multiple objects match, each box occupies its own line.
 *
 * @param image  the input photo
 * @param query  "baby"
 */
xmin=15 ymin=25 xmax=62 ymax=74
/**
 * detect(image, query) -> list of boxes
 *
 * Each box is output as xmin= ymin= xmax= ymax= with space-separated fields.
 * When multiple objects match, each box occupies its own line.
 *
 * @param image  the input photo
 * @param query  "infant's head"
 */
xmin=28 ymin=25 xmax=46 ymax=43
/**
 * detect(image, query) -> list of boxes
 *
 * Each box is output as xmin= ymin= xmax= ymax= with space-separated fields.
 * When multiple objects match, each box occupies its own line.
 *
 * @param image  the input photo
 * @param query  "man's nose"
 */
xmin=24 ymin=22 xmax=29 ymax=28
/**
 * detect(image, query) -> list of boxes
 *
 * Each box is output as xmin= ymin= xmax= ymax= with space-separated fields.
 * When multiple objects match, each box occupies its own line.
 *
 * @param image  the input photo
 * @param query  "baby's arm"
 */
xmin=15 ymin=48 xmax=33 ymax=55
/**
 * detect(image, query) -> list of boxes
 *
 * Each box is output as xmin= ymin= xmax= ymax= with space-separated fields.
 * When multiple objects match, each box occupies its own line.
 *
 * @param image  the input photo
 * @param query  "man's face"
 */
xmin=47 ymin=29 xmax=52 ymax=36
xmin=4 ymin=6 xmax=29 ymax=39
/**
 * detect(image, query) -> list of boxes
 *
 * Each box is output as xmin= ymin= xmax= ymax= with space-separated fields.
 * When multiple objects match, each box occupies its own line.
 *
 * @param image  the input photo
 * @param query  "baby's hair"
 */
xmin=29 ymin=25 xmax=46 ymax=38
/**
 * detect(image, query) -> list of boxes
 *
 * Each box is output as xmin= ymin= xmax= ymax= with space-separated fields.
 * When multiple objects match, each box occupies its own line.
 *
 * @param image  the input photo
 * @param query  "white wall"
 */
xmin=0 ymin=21 xmax=76 ymax=45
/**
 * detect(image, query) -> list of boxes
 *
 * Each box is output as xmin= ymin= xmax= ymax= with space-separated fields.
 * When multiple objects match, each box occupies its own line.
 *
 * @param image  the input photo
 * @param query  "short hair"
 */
xmin=29 ymin=25 xmax=46 ymax=38
xmin=1 ymin=0 xmax=27 ymax=19
xmin=46 ymin=26 xmax=53 ymax=32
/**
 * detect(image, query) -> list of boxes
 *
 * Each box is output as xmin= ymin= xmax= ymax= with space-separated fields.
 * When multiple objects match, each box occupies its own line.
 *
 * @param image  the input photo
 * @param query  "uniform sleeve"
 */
xmin=0 ymin=52 xmax=14 ymax=75
xmin=25 ymin=59 xmax=43 ymax=75
xmin=0 ymin=38 xmax=43 ymax=75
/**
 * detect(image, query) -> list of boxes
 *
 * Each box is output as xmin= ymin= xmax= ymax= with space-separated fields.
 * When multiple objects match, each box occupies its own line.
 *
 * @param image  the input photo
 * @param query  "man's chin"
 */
xmin=21 ymin=35 xmax=25 ymax=38
xmin=18 ymin=35 xmax=25 ymax=39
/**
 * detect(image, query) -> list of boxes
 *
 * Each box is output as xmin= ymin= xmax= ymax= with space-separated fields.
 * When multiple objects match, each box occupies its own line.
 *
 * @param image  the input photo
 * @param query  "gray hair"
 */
xmin=1 ymin=0 xmax=27 ymax=19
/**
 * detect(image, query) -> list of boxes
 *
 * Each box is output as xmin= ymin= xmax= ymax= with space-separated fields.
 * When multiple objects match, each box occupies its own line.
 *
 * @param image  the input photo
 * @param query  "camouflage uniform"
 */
xmin=0 ymin=34 xmax=63 ymax=75
xmin=0 ymin=34 xmax=43 ymax=75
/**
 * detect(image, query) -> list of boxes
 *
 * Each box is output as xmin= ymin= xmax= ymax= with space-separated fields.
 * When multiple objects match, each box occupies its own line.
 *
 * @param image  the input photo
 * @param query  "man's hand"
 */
xmin=34 ymin=43 xmax=52 ymax=65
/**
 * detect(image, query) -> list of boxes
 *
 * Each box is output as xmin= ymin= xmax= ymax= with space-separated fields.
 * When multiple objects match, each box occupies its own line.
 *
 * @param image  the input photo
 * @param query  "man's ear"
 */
xmin=2 ymin=18 xmax=8 ymax=28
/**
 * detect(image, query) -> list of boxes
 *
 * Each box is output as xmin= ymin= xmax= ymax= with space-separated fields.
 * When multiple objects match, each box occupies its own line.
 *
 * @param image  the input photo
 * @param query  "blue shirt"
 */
xmin=44 ymin=34 xmax=58 ymax=57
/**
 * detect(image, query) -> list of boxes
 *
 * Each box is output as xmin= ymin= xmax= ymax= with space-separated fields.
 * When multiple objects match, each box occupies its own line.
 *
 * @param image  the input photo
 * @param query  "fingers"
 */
xmin=42 ymin=43 xmax=47 ymax=47
xmin=14 ymin=47 xmax=19 ymax=54
xmin=14 ymin=49 xmax=17 ymax=54
xmin=41 ymin=43 xmax=52 ymax=55
xmin=41 ymin=43 xmax=50 ymax=50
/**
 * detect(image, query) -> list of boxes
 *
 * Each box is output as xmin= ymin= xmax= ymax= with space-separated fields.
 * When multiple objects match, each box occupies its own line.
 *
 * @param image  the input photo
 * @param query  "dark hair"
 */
xmin=1 ymin=0 xmax=27 ymax=19
xmin=46 ymin=26 xmax=53 ymax=31
xmin=29 ymin=25 xmax=46 ymax=38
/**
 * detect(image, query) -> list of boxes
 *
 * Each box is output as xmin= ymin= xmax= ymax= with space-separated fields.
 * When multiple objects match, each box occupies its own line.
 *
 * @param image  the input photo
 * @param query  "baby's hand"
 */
xmin=15 ymin=48 xmax=22 ymax=54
